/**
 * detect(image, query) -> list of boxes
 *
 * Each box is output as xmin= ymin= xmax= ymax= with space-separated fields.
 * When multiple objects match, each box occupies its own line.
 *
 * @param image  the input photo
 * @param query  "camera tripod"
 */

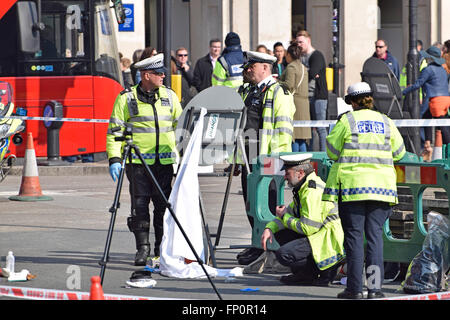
xmin=98 ymin=125 xmax=222 ymax=300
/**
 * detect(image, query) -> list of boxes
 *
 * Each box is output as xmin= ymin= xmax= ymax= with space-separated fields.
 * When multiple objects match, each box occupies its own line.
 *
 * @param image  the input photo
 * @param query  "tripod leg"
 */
xmin=99 ymin=145 xmax=130 ymax=285
xmin=132 ymin=145 xmax=222 ymax=300
xmin=199 ymin=194 xmax=215 ymax=267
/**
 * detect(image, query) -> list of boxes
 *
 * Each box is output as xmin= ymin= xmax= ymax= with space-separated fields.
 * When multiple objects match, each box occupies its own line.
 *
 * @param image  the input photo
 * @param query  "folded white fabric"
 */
xmin=8 ymin=269 xmax=30 ymax=281
xmin=125 ymin=279 xmax=157 ymax=288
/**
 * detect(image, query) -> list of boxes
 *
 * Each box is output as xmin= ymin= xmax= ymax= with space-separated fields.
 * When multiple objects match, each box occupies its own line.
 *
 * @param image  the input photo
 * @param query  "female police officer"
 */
xmin=322 ymin=82 xmax=406 ymax=299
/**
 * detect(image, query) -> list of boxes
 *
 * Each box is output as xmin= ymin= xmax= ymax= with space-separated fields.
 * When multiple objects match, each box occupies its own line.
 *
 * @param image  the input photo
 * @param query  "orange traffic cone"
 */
xmin=9 ymin=132 xmax=53 ymax=201
xmin=432 ymin=129 xmax=443 ymax=160
xmin=90 ymin=276 xmax=105 ymax=300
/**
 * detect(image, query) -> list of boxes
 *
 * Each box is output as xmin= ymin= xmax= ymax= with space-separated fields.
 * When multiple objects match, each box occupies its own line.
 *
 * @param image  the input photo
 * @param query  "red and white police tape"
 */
xmin=0 ymin=285 xmax=173 ymax=300
xmin=2 ymin=115 xmax=450 ymax=127
xmin=379 ymin=290 xmax=450 ymax=300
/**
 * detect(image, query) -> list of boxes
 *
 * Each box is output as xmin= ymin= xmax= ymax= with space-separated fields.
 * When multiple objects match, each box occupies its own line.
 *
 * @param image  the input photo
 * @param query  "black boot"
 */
xmin=237 ymin=247 xmax=264 ymax=265
xmin=133 ymin=232 xmax=150 ymax=266
xmin=313 ymin=263 xmax=340 ymax=287
xmin=280 ymin=272 xmax=315 ymax=286
xmin=154 ymin=224 xmax=164 ymax=257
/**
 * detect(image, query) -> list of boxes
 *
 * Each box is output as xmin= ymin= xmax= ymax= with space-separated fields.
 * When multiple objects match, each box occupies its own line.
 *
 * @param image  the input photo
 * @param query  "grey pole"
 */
xmin=406 ymin=0 xmax=421 ymax=153
xmin=163 ymin=0 xmax=172 ymax=87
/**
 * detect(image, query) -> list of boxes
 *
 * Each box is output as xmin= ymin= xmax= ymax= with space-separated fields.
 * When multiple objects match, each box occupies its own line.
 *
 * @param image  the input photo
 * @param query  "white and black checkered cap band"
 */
xmin=280 ymin=153 xmax=313 ymax=169
xmin=135 ymin=53 xmax=165 ymax=71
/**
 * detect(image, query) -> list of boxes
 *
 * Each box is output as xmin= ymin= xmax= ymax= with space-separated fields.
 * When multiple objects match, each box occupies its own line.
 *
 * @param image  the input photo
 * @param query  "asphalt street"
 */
xmin=0 ymin=161 xmax=408 ymax=303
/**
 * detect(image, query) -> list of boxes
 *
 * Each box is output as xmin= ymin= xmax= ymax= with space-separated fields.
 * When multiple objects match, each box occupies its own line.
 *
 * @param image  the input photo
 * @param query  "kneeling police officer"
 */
xmin=106 ymin=53 xmax=183 ymax=266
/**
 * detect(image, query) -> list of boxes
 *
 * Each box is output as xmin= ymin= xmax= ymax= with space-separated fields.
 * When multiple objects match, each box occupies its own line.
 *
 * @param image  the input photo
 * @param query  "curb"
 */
xmin=7 ymin=162 xmax=230 ymax=177
xmin=9 ymin=164 xmax=110 ymax=176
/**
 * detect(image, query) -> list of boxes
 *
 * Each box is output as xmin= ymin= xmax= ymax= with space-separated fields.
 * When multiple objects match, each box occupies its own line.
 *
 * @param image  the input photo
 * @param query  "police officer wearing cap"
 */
xmin=323 ymin=82 xmax=406 ymax=299
xmin=235 ymin=50 xmax=296 ymax=265
xmin=261 ymin=153 xmax=345 ymax=286
xmin=106 ymin=53 xmax=183 ymax=266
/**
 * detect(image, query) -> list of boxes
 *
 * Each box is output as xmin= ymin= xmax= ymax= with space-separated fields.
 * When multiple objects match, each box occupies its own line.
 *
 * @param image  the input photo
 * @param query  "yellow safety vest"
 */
xmin=231 ymin=83 xmax=295 ymax=164
xmin=106 ymin=85 xmax=183 ymax=165
xmin=211 ymin=60 xmax=243 ymax=88
xmin=323 ymin=109 xmax=406 ymax=204
xmin=265 ymin=172 xmax=345 ymax=270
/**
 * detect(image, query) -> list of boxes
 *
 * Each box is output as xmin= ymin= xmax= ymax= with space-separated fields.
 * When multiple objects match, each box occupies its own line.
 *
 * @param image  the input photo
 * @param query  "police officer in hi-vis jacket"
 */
xmin=106 ymin=53 xmax=183 ymax=266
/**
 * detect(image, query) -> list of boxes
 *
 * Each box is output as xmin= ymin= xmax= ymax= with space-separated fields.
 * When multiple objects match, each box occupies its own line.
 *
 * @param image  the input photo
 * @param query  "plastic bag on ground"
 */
xmin=401 ymin=211 xmax=449 ymax=294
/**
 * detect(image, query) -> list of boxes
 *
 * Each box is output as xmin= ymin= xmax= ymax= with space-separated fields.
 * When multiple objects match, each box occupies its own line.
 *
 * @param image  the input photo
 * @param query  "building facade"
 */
xmin=113 ymin=0 xmax=450 ymax=97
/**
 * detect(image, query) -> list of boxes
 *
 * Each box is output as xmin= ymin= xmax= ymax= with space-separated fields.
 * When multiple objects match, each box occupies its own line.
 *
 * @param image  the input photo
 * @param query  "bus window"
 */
xmin=0 ymin=0 xmax=122 ymax=85
xmin=93 ymin=1 xmax=122 ymax=84
xmin=18 ymin=0 xmax=91 ymax=77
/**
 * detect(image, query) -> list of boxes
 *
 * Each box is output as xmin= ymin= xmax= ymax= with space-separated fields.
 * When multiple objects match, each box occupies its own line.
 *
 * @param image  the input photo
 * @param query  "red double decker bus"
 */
xmin=0 ymin=0 xmax=125 ymax=159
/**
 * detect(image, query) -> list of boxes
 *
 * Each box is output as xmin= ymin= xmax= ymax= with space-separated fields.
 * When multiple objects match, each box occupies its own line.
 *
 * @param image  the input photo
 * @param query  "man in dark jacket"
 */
xmin=372 ymin=39 xmax=400 ymax=80
xmin=193 ymin=39 xmax=222 ymax=93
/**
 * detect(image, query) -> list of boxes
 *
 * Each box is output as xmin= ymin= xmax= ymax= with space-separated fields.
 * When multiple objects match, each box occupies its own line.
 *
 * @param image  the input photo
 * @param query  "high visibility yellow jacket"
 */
xmin=232 ymin=83 xmax=295 ymax=164
xmin=322 ymin=109 xmax=406 ymax=204
xmin=211 ymin=59 xmax=243 ymax=88
xmin=399 ymin=58 xmax=427 ymax=100
xmin=106 ymin=85 xmax=183 ymax=165
xmin=265 ymin=172 xmax=345 ymax=271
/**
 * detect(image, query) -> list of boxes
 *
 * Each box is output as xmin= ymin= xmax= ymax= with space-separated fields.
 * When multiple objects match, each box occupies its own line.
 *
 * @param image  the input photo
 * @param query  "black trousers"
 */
xmin=339 ymin=200 xmax=392 ymax=294
xmin=423 ymin=110 xmax=450 ymax=145
xmin=126 ymin=162 xmax=173 ymax=254
xmin=274 ymin=229 xmax=319 ymax=277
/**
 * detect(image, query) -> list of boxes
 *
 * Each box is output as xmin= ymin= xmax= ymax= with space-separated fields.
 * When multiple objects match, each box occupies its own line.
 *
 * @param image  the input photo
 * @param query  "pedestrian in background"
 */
xmin=173 ymin=47 xmax=195 ymax=108
xmin=272 ymin=42 xmax=287 ymax=78
xmin=403 ymin=46 xmax=450 ymax=158
xmin=279 ymin=42 xmax=310 ymax=152
xmin=256 ymin=44 xmax=270 ymax=54
xmin=212 ymin=32 xmax=244 ymax=88
xmin=296 ymin=30 xmax=328 ymax=152
xmin=130 ymin=49 xmax=143 ymax=86
xmin=121 ymin=56 xmax=133 ymax=89
xmin=442 ymin=40 xmax=450 ymax=81
xmin=193 ymin=38 xmax=222 ymax=93
xmin=134 ymin=47 xmax=157 ymax=85
xmin=323 ymin=82 xmax=406 ymax=299
xmin=372 ymin=39 xmax=400 ymax=80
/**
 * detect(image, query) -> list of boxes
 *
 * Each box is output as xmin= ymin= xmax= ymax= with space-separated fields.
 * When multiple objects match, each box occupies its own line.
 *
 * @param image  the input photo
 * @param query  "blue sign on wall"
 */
xmin=118 ymin=4 xmax=134 ymax=32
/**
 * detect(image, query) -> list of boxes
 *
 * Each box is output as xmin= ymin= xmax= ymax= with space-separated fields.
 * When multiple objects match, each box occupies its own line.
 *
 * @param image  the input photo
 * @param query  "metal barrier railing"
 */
xmin=246 ymin=149 xmax=450 ymax=263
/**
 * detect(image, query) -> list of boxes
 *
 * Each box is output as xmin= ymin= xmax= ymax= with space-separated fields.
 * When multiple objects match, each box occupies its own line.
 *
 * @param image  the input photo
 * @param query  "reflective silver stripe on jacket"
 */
xmin=326 ymin=140 xmax=341 ymax=158
xmin=109 ymin=117 xmax=125 ymax=127
xmin=132 ymin=126 xmax=174 ymax=134
xmin=129 ymin=115 xmax=173 ymax=122
xmin=263 ymin=116 xmax=293 ymax=124
xmin=274 ymin=219 xmax=285 ymax=231
xmin=212 ymin=73 xmax=225 ymax=83
xmin=286 ymin=206 xmax=295 ymax=215
xmin=287 ymin=216 xmax=305 ymax=235
xmin=338 ymin=156 xmax=394 ymax=165
xmin=261 ymin=127 xmax=293 ymax=136
xmin=393 ymin=142 xmax=405 ymax=157
xmin=340 ymin=112 xmax=393 ymax=163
